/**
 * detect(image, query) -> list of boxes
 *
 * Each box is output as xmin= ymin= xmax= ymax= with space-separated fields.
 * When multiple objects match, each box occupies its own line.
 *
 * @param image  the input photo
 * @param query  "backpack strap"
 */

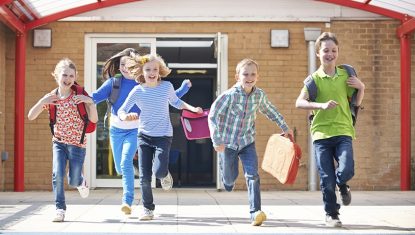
xmin=104 ymin=74 xmax=122 ymax=128
xmin=303 ymin=74 xmax=317 ymax=102
xmin=71 ymin=84 xmax=90 ymax=144
xmin=339 ymin=64 xmax=359 ymax=126
xmin=48 ymin=89 xmax=59 ymax=136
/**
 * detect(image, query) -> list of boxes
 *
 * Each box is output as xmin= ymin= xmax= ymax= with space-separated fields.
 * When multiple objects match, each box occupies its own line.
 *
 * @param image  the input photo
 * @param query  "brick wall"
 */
xmin=3 ymin=20 xmax=414 ymax=191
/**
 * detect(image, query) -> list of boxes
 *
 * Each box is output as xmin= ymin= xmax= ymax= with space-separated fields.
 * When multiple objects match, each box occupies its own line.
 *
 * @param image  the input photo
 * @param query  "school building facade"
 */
xmin=0 ymin=0 xmax=414 ymax=191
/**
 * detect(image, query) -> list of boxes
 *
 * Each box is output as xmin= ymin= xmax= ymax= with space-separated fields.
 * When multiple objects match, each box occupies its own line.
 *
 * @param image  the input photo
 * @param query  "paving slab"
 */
xmin=0 ymin=189 xmax=414 ymax=234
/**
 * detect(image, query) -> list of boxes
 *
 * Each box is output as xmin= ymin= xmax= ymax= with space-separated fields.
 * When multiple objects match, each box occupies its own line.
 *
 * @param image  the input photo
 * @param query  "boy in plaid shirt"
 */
xmin=208 ymin=58 xmax=293 ymax=226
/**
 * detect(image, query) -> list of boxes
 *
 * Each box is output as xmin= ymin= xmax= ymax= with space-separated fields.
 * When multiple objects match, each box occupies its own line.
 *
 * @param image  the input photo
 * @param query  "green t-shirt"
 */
xmin=303 ymin=66 xmax=356 ymax=141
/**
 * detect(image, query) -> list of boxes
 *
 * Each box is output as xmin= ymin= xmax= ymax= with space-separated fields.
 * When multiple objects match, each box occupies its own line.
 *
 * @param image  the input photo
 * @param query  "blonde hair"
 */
xmin=127 ymin=54 xmax=171 ymax=83
xmin=52 ymin=58 xmax=77 ymax=79
xmin=235 ymin=58 xmax=259 ymax=76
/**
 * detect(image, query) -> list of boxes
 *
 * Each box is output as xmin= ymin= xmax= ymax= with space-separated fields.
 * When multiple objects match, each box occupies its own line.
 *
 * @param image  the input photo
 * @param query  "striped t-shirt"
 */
xmin=118 ymin=81 xmax=184 ymax=137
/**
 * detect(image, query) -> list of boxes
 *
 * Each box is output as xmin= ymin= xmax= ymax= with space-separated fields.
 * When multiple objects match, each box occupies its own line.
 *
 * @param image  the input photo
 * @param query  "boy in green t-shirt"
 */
xmin=295 ymin=32 xmax=365 ymax=228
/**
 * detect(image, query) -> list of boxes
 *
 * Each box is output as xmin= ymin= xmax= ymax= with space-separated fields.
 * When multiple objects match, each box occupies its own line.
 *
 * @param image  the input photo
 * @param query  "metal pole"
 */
xmin=307 ymin=40 xmax=318 ymax=191
xmin=304 ymin=28 xmax=321 ymax=191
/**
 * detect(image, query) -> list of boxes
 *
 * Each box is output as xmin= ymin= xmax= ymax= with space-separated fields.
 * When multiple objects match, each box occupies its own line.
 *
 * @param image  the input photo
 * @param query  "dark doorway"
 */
xmin=157 ymin=37 xmax=216 ymax=187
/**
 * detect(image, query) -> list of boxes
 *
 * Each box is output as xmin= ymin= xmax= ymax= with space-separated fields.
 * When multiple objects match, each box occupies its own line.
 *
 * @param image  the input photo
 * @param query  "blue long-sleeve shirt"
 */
xmin=92 ymin=76 xmax=190 ymax=129
xmin=118 ymin=81 xmax=185 ymax=137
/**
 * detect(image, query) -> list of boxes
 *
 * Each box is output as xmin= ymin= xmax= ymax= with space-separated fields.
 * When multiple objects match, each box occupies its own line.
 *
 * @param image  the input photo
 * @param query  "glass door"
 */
xmin=84 ymin=36 xmax=156 ymax=187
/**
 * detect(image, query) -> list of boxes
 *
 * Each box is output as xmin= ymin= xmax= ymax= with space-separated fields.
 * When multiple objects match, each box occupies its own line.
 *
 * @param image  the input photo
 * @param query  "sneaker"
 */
xmin=139 ymin=208 xmax=154 ymax=221
xmin=77 ymin=178 xmax=89 ymax=198
xmin=223 ymin=183 xmax=234 ymax=192
xmin=325 ymin=214 xmax=342 ymax=227
xmin=251 ymin=210 xmax=267 ymax=226
xmin=52 ymin=209 xmax=65 ymax=222
xmin=121 ymin=203 xmax=132 ymax=215
xmin=339 ymin=184 xmax=351 ymax=206
xmin=160 ymin=172 xmax=173 ymax=191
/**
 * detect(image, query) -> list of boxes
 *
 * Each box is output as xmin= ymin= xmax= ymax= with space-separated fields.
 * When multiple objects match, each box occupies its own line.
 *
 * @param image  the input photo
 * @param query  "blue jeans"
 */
xmin=138 ymin=133 xmax=172 ymax=211
xmin=313 ymin=135 xmax=354 ymax=216
xmin=52 ymin=141 xmax=86 ymax=210
xmin=219 ymin=143 xmax=261 ymax=219
xmin=109 ymin=126 xmax=138 ymax=206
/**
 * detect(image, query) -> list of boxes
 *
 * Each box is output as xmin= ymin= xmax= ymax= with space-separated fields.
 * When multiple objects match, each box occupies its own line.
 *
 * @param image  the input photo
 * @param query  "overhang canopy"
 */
xmin=0 ymin=0 xmax=414 ymax=33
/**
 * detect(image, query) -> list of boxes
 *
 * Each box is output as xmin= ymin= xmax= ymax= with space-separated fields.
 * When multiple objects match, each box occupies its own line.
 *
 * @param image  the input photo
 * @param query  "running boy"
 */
xmin=208 ymin=58 xmax=293 ymax=226
xmin=28 ymin=58 xmax=98 ymax=222
xmin=295 ymin=32 xmax=365 ymax=227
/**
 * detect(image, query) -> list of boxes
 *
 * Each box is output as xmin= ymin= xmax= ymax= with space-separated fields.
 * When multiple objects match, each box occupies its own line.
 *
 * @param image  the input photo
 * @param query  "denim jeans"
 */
xmin=109 ymin=126 xmax=138 ymax=206
xmin=219 ymin=142 xmax=261 ymax=219
xmin=137 ymin=133 xmax=172 ymax=211
xmin=313 ymin=135 xmax=354 ymax=215
xmin=52 ymin=141 xmax=86 ymax=210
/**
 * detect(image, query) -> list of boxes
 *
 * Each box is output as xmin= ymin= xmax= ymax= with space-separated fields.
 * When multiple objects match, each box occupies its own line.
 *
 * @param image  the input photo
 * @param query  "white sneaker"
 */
xmin=325 ymin=214 xmax=342 ymax=227
xmin=52 ymin=209 xmax=65 ymax=222
xmin=139 ymin=208 xmax=154 ymax=221
xmin=77 ymin=178 xmax=89 ymax=198
xmin=160 ymin=172 xmax=173 ymax=191
xmin=251 ymin=210 xmax=267 ymax=226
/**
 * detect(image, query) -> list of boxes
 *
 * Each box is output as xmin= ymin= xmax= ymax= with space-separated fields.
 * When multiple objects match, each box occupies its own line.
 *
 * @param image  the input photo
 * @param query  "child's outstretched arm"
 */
xmin=74 ymin=95 xmax=98 ymax=123
xmin=118 ymin=87 xmax=140 ymax=121
xmin=175 ymin=79 xmax=192 ymax=98
xmin=181 ymin=102 xmax=202 ymax=114
xmin=28 ymin=92 xmax=58 ymax=120
xmin=258 ymin=93 xmax=292 ymax=136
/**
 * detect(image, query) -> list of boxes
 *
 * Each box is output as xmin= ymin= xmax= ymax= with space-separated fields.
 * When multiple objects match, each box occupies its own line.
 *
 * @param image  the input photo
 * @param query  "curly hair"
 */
xmin=127 ymin=54 xmax=171 ymax=84
xmin=101 ymin=48 xmax=139 ymax=81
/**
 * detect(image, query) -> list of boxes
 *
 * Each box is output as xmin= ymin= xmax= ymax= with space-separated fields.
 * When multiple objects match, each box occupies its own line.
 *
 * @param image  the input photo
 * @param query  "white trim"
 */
xmin=215 ymin=32 xmax=229 ymax=190
xmin=157 ymin=41 xmax=213 ymax=48
xmin=168 ymin=63 xmax=217 ymax=69
xmin=84 ymin=34 xmax=156 ymax=188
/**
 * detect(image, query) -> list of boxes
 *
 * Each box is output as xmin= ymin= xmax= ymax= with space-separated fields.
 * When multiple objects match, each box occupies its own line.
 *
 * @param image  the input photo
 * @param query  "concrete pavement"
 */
xmin=1 ymin=189 xmax=414 ymax=234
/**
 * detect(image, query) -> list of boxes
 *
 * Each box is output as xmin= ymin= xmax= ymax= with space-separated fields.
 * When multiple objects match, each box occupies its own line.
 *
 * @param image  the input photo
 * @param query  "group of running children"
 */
xmin=28 ymin=32 xmax=365 ymax=228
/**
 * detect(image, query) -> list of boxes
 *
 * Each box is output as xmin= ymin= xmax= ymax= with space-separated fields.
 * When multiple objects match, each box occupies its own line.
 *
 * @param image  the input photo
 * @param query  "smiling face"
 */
xmin=317 ymin=39 xmax=338 ymax=68
xmin=236 ymin=63 xmax=259 ymax=94
xmin=119 ymin=56 xmax=134 ymax=80
xmin=55 ymin=66 xmax=76 ymax=90
xmin=142 ymin=60 xmax=160 ymax=86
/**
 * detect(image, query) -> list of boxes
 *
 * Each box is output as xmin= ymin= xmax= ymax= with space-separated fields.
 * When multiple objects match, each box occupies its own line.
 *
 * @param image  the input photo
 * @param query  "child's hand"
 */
xmin=124 ymin=112 xmax=139 ymax=121
xmin=73 ymin=95 xmax=93 ymax=104
xmin=320 ymin=100 xmax=338 ymax=110
xmin=194 ymin=107 xmax=203 ymax=114
xmin=346 ymin=76 xmax=365 ymax=90
xmin=40 ymin=93 xmax=58 ymax=105
xmin=214 ymin=144 xmax=225 ymax=153
xmin=282 ymin=129 xmax=294 ymax=140
xmin=183 ymin=79 xmax=192 ymax=88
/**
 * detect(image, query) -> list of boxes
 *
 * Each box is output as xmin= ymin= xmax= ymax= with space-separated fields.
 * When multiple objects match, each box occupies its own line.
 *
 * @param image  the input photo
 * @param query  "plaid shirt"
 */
xmin=208 ymin=83 xmax=289 ymax=150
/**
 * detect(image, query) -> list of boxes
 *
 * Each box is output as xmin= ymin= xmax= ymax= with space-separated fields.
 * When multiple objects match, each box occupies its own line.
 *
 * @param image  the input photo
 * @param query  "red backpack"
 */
xmin=49 ymin=83 xmax=96 ymax=144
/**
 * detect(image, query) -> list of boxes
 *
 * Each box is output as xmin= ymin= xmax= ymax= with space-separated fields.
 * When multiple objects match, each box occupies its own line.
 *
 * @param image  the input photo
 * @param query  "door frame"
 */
xmin=84 ymin=33 xmax=228 ymax=188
